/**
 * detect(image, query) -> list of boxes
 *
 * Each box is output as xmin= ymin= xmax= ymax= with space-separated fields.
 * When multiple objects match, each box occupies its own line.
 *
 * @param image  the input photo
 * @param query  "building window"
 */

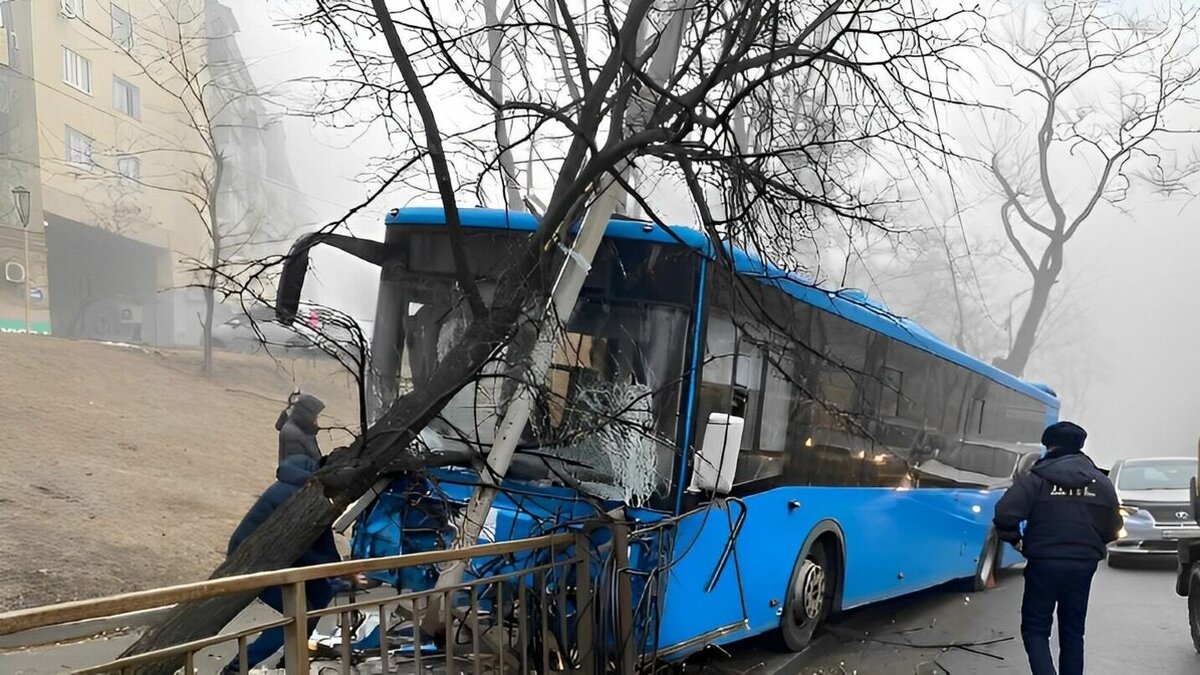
xmin=62 ymin=47 xmax=92 ymax=94
xmin=65 ymin=126 xmax=94 ymax=168
xmin=61 ymin=0 xmax=85 ymax=18
xmin=112 ymin=76 xmax=140 ymax=118
xmin=111 ymin=4 xmax=133 ymax=50
xmin=117 ymin=155 xmax=140 ymax=185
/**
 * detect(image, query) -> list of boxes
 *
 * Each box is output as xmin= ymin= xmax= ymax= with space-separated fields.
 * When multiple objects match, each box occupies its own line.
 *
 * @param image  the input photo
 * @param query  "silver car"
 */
xmin=211 ymin=306 xmax=320 ymax=354
xmin=1109 ymin=457 xmax=1199 ymax=565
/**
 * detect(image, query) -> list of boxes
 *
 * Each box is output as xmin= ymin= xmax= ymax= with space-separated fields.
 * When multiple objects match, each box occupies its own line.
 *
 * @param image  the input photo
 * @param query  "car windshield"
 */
xmin=1117 ymin=460 xmax=1196 ymax=491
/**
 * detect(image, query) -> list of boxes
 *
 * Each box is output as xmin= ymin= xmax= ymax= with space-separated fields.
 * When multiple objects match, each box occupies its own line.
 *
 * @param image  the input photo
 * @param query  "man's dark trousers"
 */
xmin=1020 ymin=558 xmax=1098 ymax=675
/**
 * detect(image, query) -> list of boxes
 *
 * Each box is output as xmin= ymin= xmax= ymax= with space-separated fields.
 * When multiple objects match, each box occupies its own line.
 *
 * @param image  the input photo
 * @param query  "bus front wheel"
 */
xmin=779 ymin=540 xmax=834 ymax=652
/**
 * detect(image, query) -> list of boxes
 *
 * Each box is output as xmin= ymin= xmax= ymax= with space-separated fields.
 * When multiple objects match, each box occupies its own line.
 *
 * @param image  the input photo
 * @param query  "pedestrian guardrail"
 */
xmin=0 ymin=532 xmax=596 ymax=675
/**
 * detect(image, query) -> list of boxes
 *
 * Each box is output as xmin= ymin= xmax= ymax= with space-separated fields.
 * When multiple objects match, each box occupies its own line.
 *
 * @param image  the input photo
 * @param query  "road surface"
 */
xmin=2 ymin=560 xmax=1195 ymax=673
xmin=692 ymin=558 xmax=1197 ymax=674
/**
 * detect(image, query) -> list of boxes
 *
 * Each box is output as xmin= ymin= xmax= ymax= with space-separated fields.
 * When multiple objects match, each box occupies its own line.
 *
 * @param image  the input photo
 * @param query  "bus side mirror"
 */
xmin=688 ymin=413 xmax=744 ymax=496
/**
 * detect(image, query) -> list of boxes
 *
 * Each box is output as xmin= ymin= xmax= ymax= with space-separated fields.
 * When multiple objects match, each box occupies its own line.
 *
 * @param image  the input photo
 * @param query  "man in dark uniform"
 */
xmin=994 ymin=421 xmax=1122 ymax=675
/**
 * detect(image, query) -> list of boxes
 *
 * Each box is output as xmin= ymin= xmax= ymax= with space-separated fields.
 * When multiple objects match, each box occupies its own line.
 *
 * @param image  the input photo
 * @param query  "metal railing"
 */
xmin=0 ymin=532 xmax=596 ymax=675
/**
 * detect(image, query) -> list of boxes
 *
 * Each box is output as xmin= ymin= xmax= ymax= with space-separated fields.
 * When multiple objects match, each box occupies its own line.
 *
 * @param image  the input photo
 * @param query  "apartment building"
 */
xmin=0 ymin=0 xmax=308 ymax=344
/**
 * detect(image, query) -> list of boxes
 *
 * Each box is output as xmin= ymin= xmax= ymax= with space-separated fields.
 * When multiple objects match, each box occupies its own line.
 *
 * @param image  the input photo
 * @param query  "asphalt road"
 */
xmin=691 ymin=558 xmax=1198 ymax=674
xmin=3 ymin=560 xmax=1195 ymax=674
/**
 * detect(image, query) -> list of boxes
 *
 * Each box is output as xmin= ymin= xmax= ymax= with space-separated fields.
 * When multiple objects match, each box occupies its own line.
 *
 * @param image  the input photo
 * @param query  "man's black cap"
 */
xmin=1042 ymin=421 xmax=1087 ymax=452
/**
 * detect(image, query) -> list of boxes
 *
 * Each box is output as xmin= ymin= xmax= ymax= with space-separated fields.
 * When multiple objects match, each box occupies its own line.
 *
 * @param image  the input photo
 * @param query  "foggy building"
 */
xmin=0 ymin=0 xmax=308 ymax=345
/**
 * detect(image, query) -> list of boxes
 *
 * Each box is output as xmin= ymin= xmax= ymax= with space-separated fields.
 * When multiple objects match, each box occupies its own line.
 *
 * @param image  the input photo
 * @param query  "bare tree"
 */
xmin=81 ymin=0 xmax=292 ymax=371
xmin=983 ymin=0 xmax=1200 ymax=376
xmin=120 ymin=1 xmax=979 ymax=670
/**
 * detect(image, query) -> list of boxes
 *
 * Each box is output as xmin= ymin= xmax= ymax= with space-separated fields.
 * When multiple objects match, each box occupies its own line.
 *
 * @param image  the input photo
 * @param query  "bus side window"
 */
xmin=967 ymin=397 xmax=985 ymax=437
xmin=879 ymin=366 xmax=903 ymax=418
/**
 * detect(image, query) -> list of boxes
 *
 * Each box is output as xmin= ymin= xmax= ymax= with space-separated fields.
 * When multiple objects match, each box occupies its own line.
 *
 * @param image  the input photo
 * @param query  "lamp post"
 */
xmin=12 ymin=186 xmax=31 ymax=334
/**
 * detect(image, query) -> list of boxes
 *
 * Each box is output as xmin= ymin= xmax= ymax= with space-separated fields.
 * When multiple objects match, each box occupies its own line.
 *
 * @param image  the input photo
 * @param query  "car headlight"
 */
xmin=1119 ymin=505 xmax=1140 ymax=518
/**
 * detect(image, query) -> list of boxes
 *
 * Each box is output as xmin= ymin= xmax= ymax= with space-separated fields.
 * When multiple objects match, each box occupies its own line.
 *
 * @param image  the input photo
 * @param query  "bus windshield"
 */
xmin=371 ymin=229 xmax=697 ymax=507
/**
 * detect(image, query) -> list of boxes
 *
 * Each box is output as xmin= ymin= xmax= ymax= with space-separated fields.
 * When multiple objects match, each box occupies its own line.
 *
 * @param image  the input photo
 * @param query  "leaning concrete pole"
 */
xmin=425 ymin=0 xmax=697 ymax=614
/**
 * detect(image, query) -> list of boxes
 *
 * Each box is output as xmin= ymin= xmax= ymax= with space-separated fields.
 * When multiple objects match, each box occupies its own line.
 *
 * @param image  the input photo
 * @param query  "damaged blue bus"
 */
xmin=278 ymin=207 xmax=1059 ymax=663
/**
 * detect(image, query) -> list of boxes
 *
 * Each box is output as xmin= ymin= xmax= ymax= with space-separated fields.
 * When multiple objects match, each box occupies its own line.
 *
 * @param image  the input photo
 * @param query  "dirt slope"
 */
xmin=0 ymin=334 xmax=362 ymax=611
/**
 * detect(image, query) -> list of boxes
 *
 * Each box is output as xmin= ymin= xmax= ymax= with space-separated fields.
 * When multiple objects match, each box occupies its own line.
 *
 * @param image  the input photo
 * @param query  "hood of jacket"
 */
xmin=1032 ymin=450 xmax=1099 ymax=489
xmin=284 ymin=394 xmax=325 ymax=434
xmin=276 ymin=455 xmax=318 ymax=486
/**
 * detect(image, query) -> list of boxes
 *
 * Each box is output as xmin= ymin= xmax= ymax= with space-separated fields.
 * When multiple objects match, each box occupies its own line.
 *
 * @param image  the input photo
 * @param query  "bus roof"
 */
xmin=386 ymin=206 xmax=1058 ymax=407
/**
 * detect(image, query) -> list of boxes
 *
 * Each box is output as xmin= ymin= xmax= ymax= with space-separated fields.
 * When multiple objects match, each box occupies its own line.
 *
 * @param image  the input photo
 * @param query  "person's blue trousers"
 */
xmin=1020 ymin=558 xmax=1098 ymax=675
xmin=225 ymin=579 xmax=334 ymax=672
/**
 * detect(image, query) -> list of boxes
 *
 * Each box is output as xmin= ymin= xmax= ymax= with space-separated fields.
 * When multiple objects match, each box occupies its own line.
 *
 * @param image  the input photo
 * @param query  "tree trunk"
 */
xmin=201 ymin=156 xmax=224 ymax=374
xmin=118 ymin=307 xmax=520 ymax=674
xmin=1001 ymin=263 xmax=1057 ymax=377
xmin=201 ymin=283 xmax=215 ymax=373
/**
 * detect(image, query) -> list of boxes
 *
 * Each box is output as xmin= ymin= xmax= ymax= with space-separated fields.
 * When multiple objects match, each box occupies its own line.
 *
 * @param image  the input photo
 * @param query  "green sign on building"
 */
xmin=0 ymin=319 xmax=51 ymax=335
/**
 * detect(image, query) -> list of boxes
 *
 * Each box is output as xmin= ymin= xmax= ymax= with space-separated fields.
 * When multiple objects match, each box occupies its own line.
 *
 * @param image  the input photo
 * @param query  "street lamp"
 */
xmin=12 ymin=186 xmax=32 ymax=334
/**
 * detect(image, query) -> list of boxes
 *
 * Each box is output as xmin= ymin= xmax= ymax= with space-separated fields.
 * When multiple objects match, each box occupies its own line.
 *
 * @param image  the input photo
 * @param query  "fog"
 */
xmin=6 ymin=1 xmax=1200 ymax=667
xmin=221 ymin=1 xmax=1200 ymax=467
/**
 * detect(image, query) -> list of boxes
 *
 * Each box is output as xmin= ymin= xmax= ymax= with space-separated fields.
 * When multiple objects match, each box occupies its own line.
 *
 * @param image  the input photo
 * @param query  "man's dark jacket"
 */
xmin=993 ymin=449 xmax=1121 ymax=561
xmin=227 ymin=455 xmax=340 ymax=567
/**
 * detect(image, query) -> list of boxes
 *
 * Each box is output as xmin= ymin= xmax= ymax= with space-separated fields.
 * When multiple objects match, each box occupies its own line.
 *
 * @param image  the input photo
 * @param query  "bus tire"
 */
xmin=972 ymin=528 xmax=1001 ymax=592
xmin=779 ymin=539 xmax=835 ymax=652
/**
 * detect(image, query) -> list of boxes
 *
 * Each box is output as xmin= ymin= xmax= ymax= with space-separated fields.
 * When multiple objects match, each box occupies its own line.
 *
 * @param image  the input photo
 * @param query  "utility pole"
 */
xmin=12 ymin=186 xmax=31 ymax=333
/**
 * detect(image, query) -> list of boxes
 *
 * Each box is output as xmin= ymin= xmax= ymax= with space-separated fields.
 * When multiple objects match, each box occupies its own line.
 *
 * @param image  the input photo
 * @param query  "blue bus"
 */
xmin=281 ymin=207 xmax=1059 ymax=661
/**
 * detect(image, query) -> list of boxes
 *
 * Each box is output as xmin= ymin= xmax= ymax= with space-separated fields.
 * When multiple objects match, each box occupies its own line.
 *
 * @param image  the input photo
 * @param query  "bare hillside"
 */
xmin=0 ymin=334 xmax=361 ymax=611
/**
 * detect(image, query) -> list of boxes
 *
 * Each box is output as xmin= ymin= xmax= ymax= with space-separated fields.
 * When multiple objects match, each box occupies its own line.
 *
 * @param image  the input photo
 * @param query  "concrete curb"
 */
xmin=0 ymin=606 xmax=170 ymax=651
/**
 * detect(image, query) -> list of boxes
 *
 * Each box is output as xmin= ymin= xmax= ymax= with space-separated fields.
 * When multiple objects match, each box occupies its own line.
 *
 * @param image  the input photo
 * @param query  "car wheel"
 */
xmin=973 ymin=528 xmax=1001 ymax=592
xmin=1189 ymin=564 xmax=1200 ymax=654
xmin=779 ymin=540 xmax=835 ymax=652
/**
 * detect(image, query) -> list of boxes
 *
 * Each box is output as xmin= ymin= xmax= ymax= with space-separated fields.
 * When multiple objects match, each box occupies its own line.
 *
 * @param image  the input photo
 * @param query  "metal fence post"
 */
xmin=280 ymin=582 xmax=309 ymax=675
xmin=611 ymin=520 xmax=636 ymax=674
xmin=574 ymin=533 xmax=595 ymax=675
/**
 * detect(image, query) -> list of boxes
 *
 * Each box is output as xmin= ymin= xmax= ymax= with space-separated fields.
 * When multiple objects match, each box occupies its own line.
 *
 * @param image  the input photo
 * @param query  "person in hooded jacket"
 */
xmin=221 ymin=455 xmax=343 ymax=675
xmin=993 ymin=421 xmax=1122 ymax=675
xmin=276 ymin=393 xmax=325 ymax=466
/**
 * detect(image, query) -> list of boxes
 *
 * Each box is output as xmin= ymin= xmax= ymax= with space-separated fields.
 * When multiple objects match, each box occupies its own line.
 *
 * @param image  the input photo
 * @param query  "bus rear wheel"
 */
xmin=779 ymin=541 xmax=834 ymax=652
xmin=972 ymin=528 xmax=1001 ymax=592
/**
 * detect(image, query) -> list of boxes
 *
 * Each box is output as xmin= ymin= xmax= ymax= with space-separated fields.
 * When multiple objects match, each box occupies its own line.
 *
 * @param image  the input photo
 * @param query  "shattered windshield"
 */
xmin=372 ymin=229 xmax=696 ymax=507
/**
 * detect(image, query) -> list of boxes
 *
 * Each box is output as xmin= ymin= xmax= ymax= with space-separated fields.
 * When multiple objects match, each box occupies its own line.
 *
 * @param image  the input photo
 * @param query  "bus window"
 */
xmin=733 ymin=349 xmax=795 ymax=486
xmin=696 ymin=314 xmax=764 ymax=454
xmin=929 ymin=360 xmax=967 ymax=439
xmin=939 ymin=442 xmax=1019 ymax=479
xmin=879 ymin=366 xmax=903 ymax=419
xmin=759 ymin=352 xmax=796 ymax=453
xmin=967 ymin=397 xmax=985 ymax=437
xmin=885 ymin=340 xmax=930 ymax=424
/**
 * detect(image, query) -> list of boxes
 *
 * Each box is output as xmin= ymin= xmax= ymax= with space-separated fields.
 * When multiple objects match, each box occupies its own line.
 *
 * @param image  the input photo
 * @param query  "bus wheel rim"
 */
xmin=793 ymin=559 xmax=826 ymax=622
xmin=980 ymin=541 xmax=996 ymax=582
